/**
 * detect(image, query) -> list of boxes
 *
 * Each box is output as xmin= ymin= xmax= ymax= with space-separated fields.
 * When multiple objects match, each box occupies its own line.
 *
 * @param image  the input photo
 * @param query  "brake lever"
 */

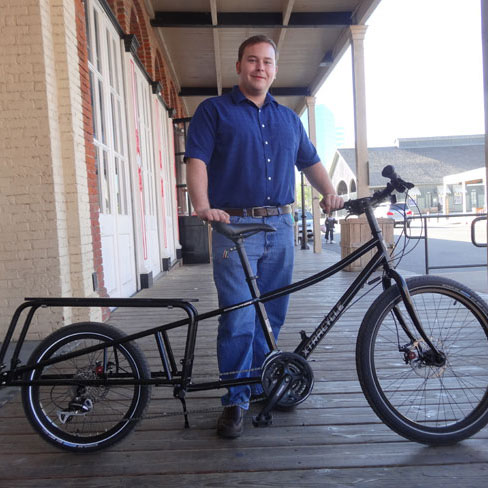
xmin=391 ymin=178 xmax=414 ymax=193
xmin=399 ymin=178 xmax=414 ymax=190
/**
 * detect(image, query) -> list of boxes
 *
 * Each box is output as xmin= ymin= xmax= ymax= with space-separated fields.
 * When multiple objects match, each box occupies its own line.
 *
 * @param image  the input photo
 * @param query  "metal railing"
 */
xmin=404 ymin=213 xmax=487 ymax=274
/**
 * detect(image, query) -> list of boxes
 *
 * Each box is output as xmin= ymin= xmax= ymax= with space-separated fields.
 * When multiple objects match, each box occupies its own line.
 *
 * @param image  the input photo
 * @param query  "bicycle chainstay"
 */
xmin=114 ymin=365 xmax=265 ymax=423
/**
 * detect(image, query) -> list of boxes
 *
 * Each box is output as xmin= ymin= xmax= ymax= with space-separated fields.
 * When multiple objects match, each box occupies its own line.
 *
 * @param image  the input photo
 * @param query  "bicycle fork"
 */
xmin=364 ymin=204 xmax=445 ymax=365
xmin=388 ymin=270 xmax=446 ymax=366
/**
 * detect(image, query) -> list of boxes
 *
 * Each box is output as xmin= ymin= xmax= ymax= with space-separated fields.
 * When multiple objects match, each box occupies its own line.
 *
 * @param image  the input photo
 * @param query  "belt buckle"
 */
xmin=250 ymin=207 xmax=261 ymax=218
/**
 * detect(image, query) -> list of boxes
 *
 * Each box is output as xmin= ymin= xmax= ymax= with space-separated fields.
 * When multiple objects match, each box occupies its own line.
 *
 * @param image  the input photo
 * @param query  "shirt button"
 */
xmin=267 ymin=196 xmax=271 ymax=200
xmin=262 ymin=124 xmax=265 ymax=128
xmin=267 ymin=158 xmax=271 ymax=162
xmin=265 ymin=141 xmax=269 ymax=145
xmin=268 ymin=177 xmax=272 ymax=180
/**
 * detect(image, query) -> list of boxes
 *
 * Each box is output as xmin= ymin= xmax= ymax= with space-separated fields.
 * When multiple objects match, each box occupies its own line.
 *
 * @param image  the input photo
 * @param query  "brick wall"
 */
xmin=74 ymin=0 xmax=108 ymax=315
xmin=0 ymin=0 xmax=103 ymax=338
xmin=49 ymin=0 xmax=104 ymax=322
xmin=0 ymin=0 xmax=186 ymax=338
xmin=0 ymin=0 xmax=65 ymax=337
xmin=107 ymin=0 xmax=186 ymax=115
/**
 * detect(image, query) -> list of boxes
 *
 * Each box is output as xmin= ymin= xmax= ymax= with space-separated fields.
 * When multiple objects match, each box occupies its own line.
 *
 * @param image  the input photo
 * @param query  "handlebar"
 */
xmin=343 ymin=165 xmax=414 ymax=216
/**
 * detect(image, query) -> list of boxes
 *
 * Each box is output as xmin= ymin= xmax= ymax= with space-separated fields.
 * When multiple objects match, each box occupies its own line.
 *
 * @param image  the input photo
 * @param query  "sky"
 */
xmin=316 ymin=0 xmax=484 ymax=150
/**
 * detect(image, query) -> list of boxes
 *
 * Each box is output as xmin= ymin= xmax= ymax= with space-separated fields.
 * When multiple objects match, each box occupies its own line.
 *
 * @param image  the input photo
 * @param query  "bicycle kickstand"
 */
xmin=174 ymin=387 xmax=190 ymax=428
xmin=179 ymin=397 xmax=190 ymax=428
xmin=252 ymin=374 xmax=292 ymax=428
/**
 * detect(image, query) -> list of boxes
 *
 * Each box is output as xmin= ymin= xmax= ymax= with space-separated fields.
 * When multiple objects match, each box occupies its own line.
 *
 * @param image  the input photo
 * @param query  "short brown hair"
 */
xmin=237 ymin=35 xmax=277 ymax=62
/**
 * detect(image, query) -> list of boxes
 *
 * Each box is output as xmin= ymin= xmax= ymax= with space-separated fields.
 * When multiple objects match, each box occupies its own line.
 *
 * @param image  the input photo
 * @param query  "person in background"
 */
xmin=325 ymin=213 xmax=337 ymax=243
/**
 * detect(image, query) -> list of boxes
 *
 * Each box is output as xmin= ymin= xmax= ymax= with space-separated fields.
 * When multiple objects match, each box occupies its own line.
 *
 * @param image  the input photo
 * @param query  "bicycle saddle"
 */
xmin=211 ymin=222 xmax=276 ymax=239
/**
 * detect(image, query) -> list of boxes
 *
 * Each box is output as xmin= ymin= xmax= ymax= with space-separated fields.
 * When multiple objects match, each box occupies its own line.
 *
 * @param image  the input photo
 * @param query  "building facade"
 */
xmin=329 ymin=135 xmax=486 ymax=213
xmin=0 ymin=0 xmax=185 ymax=338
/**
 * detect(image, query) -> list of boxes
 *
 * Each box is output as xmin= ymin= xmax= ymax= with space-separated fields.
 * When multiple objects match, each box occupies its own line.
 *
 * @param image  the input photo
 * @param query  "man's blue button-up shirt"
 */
xmin=185 ymin=85 xmax=320 ymax=209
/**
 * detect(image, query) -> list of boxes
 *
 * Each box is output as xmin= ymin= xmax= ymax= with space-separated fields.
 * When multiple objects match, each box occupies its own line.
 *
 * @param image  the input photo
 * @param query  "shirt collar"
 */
xmin=231 ymin=85 xmax=277 ymax=107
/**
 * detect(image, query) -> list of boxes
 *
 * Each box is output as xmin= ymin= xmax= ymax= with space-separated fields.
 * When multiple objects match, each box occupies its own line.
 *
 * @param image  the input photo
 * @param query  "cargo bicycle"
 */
xmin=1 ymin=166 xmax=488 ymax=452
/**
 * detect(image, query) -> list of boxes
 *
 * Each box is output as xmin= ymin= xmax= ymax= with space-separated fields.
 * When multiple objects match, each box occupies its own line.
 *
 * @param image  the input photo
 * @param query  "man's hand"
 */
xmin=302 ymin=162 xmax=344 ymax=215
xmin=320 ymin=194 xmax=344 ymax=215
xmin=196 ymin=207 xmax=231 ymax=223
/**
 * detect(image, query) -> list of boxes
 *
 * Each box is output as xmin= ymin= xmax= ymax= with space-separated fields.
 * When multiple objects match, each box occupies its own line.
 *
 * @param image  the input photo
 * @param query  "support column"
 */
xmin=305 ymin=96 xmax=322 ymax=253
xmin=350 ymin=25 xmax=369 ymax=198
xmin=481 ymin=0 xmax=488 ymax=273
xmin=340 ymin=25 xmax=395 ymax=271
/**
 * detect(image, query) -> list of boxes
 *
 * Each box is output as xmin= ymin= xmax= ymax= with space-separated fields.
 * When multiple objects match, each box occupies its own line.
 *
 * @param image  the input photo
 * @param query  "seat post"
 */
xmin=234 ymin=238 xmax=278 ymax=352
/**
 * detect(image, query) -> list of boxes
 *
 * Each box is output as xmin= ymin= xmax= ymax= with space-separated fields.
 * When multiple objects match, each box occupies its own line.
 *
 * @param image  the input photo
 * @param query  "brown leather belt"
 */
xmin=222 ymin=205 xmax=292 ymax=218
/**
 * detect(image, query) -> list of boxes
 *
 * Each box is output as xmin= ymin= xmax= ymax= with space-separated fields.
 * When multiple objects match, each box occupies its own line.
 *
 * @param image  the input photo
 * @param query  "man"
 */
xmin=185 ymin=35 xmax=343 ymax=438
xmin=325 ymin=213 xmax=338 ymax=243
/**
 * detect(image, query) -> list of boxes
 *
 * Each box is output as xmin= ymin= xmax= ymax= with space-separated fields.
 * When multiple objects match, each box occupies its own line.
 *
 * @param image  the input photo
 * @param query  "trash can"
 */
xmin=340 ymin=217 xmax=394 ymax=271
xmin=178 ymin=216 xmax=211 ymax=264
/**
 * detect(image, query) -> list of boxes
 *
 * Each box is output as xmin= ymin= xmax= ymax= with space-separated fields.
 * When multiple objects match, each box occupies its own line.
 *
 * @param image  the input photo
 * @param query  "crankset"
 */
xmin=253 ymin=351 xmax=314 ymax=427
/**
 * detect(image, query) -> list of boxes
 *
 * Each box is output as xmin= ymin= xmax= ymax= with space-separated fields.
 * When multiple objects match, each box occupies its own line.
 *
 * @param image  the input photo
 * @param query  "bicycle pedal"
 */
xmin=252 ymin=412 xmax=273 ymax=427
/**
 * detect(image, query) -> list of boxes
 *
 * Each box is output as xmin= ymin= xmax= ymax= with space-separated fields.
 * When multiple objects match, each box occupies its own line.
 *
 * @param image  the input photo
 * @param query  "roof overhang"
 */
xmin=147 ymin=0 xmax=382 ymax=116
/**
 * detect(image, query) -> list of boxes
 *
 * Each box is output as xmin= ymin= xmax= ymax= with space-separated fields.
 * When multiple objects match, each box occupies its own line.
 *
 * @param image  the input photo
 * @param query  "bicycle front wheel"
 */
xmin=22 ymin=322 xmax=151 ymax=452
xmin=357 ymin=276 xmax=488 ymax=445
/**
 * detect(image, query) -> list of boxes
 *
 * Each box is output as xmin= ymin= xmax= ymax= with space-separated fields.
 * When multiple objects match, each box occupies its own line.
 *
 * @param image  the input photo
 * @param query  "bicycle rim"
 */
xmin=23 ymin=330 xmax=146 ymax=450
xmin=362 ymin=277 xmax=488 ymax=444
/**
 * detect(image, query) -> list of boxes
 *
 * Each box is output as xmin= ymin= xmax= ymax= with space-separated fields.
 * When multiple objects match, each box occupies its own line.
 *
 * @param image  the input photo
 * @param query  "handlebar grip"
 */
xmin=381 ymin=165 xmax=414 ymax=191
xmin=381 ymin=165 xmax=397 ymax=180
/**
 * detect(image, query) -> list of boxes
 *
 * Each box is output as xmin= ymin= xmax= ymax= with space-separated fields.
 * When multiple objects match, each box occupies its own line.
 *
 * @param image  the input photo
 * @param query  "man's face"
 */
xmin=236 ymin=42 xmax=277 ymax=97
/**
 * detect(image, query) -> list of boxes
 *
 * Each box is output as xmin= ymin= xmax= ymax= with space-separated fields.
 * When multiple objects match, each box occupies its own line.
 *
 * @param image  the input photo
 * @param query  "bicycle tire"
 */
xmin=21 ymin=322 xmax=151 ymax=452
xmin=356 ymin=275 xmax=488 ymax=445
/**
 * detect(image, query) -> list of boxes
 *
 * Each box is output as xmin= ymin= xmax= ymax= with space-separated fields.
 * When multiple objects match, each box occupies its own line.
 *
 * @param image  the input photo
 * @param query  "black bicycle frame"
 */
xmin=0 ymin=205 xmax=439 ymax=391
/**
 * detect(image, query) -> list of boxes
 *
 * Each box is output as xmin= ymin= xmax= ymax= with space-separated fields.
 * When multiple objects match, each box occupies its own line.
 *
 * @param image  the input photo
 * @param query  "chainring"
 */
xmin=261 ymin=351 xmax=314 ymax=407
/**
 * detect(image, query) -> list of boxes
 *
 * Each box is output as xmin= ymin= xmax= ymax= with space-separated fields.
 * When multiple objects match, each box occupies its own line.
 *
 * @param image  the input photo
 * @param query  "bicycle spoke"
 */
xmin=358 ymin=276 xmax=488 ymax=444
xmin=23 ymin=323 xmax=150 ymax=451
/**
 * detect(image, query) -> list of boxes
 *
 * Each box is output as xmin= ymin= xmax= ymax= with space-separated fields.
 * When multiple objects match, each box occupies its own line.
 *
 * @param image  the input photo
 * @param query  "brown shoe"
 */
xmin=217 ymin=406 xmax=244 ymax=438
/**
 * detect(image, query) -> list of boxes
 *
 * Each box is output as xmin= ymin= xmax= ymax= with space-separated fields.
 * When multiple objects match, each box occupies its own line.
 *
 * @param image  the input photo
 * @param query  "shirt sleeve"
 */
xmin=295 ymin=117 xmax=320 ymax=171
xmin=184 ymin=100 xmax=217 ymax=165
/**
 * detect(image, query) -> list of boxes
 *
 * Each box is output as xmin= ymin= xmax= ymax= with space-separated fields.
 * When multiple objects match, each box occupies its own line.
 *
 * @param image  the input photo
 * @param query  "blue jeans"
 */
xmin=212 ymin=213 xmax=295 ymax=409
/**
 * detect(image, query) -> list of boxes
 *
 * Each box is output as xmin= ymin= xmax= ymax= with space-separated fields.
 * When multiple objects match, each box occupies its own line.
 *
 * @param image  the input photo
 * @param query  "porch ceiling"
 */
xmin=147 ymin=0 xmax=381 ymax=116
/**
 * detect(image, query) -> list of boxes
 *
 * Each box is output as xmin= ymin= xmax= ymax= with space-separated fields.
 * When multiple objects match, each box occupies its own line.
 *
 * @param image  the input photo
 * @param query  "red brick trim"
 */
xmin=75 ymin=0 xmax=109 ymax=319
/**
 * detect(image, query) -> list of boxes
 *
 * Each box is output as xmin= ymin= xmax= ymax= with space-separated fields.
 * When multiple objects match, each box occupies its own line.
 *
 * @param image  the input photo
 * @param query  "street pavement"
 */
xmin=320 ymin=217 xmax=488 ymax=297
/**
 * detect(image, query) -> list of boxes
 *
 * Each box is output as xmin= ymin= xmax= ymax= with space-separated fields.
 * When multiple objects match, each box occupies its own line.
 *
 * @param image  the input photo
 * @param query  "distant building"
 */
xmin=443 ymin=167 xmax=486 ymax=213
xmin=315 ymin=104 xmax=338 ymax=168
xmin=329 ymin=135 xmax=486 ymax=213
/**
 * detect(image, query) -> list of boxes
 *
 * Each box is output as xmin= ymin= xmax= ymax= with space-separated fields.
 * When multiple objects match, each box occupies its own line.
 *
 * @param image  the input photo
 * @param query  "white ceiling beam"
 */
xmin=276 ymin=0 xmax=294 ymax=59
xmin=210 ymin=0 xmax=222 ymax=96
xmin=352 ymin=0 xmax=382 ymax=24
xmin=155 ymin=29 xmax=190 ymax=115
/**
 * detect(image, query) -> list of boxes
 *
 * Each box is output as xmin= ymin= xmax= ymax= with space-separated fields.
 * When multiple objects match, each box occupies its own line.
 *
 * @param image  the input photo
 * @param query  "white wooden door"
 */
xmin=86 ymin=0 xmax=137 ymax=297
xmin=129 ymin=59 xmax=161 ymax=278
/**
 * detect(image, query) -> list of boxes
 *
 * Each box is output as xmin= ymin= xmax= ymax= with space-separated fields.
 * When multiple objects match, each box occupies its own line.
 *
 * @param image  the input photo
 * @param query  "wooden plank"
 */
xmin=1 ymin=247 xmax=488 ymax=486
xmin=1 ymin=439 xmax=488 ymax=479
xmin=2 ymin=464 xmax=488 ymax=488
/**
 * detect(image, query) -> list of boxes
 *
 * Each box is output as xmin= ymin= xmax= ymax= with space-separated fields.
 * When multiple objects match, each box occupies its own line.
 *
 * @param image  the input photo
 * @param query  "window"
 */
xmin=85 ymin=0 xmax=129 ymax=216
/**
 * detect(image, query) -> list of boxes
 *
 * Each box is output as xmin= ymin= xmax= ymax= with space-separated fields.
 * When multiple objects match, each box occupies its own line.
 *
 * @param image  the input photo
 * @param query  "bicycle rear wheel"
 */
xmin=22 ymin=322 xmax=151 ymax=452
xmin=357 ymin=275 xmax=488 ymax=445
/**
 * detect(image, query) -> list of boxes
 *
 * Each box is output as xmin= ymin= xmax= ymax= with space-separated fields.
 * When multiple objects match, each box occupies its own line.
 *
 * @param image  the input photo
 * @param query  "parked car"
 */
xmin=374 ymin=202 xmax=413 ymax=227
xmin=297 ymin=209 xmax=314 ymax=238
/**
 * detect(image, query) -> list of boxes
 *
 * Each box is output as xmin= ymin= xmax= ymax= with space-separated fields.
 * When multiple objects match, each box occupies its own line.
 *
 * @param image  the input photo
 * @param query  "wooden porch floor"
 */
xmin=1 ymin=246 xmax=488 ymax=487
